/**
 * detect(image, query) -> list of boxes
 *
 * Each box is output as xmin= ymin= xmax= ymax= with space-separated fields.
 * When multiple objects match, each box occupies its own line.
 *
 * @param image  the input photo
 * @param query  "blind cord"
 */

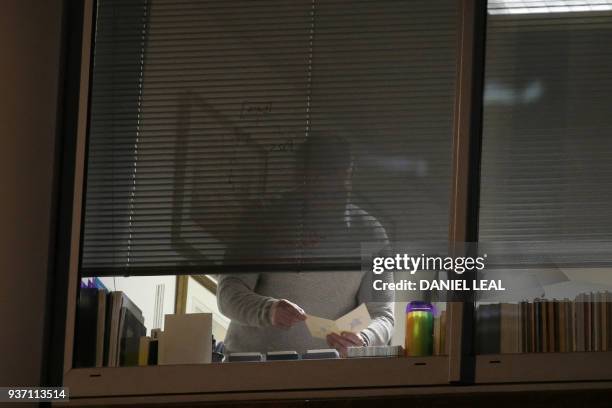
xmin=127 ymin=0 xmax=149 ymax=269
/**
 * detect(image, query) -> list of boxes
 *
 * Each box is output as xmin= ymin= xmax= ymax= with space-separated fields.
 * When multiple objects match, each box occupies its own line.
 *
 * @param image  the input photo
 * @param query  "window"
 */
xmin=72 ymin=0 xmax=462 ymax=388
xmin=476 ymin=0 xmax=612 ymax=356
xmin=81 ymin=0 xmax=459 ymax=275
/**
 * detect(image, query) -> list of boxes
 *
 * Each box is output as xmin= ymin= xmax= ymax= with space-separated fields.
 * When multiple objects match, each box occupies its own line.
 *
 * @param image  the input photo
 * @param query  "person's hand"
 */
xmin=326 ymin=331 xmax=366 ymax=357
xmin=269 ymin=299 xmax=307 ymax=329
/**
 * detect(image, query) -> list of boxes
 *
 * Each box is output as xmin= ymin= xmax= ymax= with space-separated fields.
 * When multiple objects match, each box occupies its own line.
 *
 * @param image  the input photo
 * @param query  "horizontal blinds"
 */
xmin=81 ymin=0 xmax=459 ymax=275
xmin=479 ymin=4 xmax=612 ymax=251
xmin=84 ymin=0 xmax=147 ymax=271
xmin=309 ymin=0 xmax=457 ymax=246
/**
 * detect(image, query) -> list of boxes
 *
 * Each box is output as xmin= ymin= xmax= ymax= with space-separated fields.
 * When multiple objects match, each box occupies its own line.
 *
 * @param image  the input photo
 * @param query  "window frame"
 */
xmin=60 ymin=0 xmax=487 ymax=401
xmin=473 ymin=3 xmax=612 ymax=385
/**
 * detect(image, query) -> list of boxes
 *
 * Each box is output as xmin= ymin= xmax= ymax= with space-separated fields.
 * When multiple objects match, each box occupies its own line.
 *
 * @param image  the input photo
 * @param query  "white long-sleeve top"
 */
xmin=217 ymin=202 xmax=394 ymax=354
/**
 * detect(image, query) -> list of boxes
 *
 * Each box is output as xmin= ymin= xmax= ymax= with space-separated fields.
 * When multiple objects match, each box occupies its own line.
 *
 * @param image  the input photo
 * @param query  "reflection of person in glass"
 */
xmin=218 ymin=134 xmax=394 ymax=356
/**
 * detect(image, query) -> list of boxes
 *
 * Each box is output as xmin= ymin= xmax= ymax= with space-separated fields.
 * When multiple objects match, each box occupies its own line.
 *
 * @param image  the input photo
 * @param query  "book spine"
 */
xmin=519 ymin=302 xmax=526 ymax=353
xmin=95 ymin=290 xmax=106 ymax=367
xmin=587 ymin=292 xmax=593 ymax=352
xmin=594 ymin=292 xmax=600 ymax=352
xmin=433 ymin=314 xmax=441 ymax=356
xmin=441 ymin=310 xmax=447 ymax=355
xmin=513 ymin=303 xmax=520 ymax=353
xmin=547 ymin=300 xmax=555 ymax=352
xmin=601 ymin=292 xmax=607 ymax=352
xmin=576 ymin=294 xmax=585 ymax=352
xmin=138 ymin=337 xmax=151 ymax=366
xmin=567 ymin=300 xmax=577 ymax=351
xmin=535 ymin=300 xmax=542 ymax=353
xmin=608 ymin=295 xmax=612 ymax=351
xmin=529 ymin=301 xmax=536 ymax=353
xmin=558 ymin=300 xmax=566 ymax=353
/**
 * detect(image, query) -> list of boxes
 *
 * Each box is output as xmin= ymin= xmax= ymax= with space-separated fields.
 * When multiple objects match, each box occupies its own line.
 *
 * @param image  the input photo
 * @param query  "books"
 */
xmin=74 ymin=288 xmax=101 ymax=367
xmin=476 ymin=304 xmax=501 ymax=354
xmin=500 ymin=303 xmax=520 ymax=354
xmin=95 ymin=290 xmax=107 ymax=367
xmin=106 ymin=291 xmax=146 ymax=367
xmin=119 ymin=298 xmax=146 ymax=366
xmin=74 ymin=287 xmax=145 ymax=368
xmin=433 ymin=312 xmax=442 ymax=356
xmin=433 ymin=310 xmax=447 ymax=356
xmin=138 ymin=336 xmax=159 ymax=366
xmin=476 ymin=291 xmax=612 ymax=354
xmin=138 ymin=337 xmax=151 ymax=366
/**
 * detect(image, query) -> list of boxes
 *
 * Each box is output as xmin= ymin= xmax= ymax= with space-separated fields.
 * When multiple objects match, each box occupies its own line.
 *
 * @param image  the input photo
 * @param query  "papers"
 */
xmin=305 ymin=303 xmax=371 ymax=339
xmin=335 ymin=303 xmax=371 ymax=333
xmin=305 ymin=315 xmax=338 ymax=339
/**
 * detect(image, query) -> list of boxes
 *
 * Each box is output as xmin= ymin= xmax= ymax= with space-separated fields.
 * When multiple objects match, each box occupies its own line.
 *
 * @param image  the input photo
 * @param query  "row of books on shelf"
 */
xmin=74 ymin=283 xmax=146 ymax=367
xmin=76 ymin=283 xmax=216 ymax=368
xmin=83 ymin=286 xmax=612 ymax=365
xmin=476 ymin=291 xmax=612 ymax=354
xmin=75 ymin=288 xmax=448 ymax=367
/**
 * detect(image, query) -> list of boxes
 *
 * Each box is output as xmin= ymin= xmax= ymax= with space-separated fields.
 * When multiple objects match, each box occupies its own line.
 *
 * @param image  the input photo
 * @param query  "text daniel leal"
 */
xmin=372 ymin=279 xmax=506 ymax=291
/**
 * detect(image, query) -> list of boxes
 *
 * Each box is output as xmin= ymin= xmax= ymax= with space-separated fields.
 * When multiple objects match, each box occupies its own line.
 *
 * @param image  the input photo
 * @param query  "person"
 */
xmin=217 ymin=134 xmax=394 ymax=356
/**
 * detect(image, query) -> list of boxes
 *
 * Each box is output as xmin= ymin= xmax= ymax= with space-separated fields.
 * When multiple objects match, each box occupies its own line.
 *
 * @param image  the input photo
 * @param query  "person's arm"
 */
xmin=217 ymin=273 xmax=306 ymax=328
xmin=354 ymin=210 xmax=395 ymax=345
xmin=326 ymin=270 xmax=395 ymax=354
xmin=216 ymin=273 xmax=275 ymax=327
xmin=357 ymin=270 xmax=395 ymax=346
xmin=326 ymin=210 xmax=395 ymax=353
xmin=359 ymin=302 xmax=395 ymax=346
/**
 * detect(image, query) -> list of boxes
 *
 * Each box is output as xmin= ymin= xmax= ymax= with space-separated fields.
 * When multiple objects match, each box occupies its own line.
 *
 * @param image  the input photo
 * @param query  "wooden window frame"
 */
xmin=61 ymin=0 xmax=612 ymax=405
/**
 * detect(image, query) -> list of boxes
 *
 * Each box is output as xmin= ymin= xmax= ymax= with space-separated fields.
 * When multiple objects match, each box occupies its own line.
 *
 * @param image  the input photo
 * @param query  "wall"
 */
xmin=0 ymin=0 xmax=64 ymax=387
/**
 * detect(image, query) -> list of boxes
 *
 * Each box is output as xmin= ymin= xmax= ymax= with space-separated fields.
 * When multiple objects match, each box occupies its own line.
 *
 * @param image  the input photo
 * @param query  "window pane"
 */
xmin=478 ymin=2 xmax=612 ymax=355
xmin=76 ymin=0 xmax=460 ymax=372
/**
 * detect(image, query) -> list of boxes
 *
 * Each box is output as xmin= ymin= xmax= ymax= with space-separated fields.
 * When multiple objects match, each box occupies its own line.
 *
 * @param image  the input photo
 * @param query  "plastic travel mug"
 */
xmin=405 ymin=301 xmax=434 ymax=357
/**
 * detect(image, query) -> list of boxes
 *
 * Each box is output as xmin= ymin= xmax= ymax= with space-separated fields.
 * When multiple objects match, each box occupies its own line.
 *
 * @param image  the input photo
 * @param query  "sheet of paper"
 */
xmin=305 ymin=315 xmax=338 ymax=339
xmin=335 ymin=303 xmax=371 ymax=333
xmin=305 ymin=303 xmax=372 ymax=338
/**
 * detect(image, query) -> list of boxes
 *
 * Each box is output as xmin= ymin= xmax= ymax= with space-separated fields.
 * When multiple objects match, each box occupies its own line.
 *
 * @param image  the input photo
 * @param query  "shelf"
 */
xmin=64 ymin=356 xmax=449 ymax=399
xmin=475 ymin=352 xmax=612 ymax=383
